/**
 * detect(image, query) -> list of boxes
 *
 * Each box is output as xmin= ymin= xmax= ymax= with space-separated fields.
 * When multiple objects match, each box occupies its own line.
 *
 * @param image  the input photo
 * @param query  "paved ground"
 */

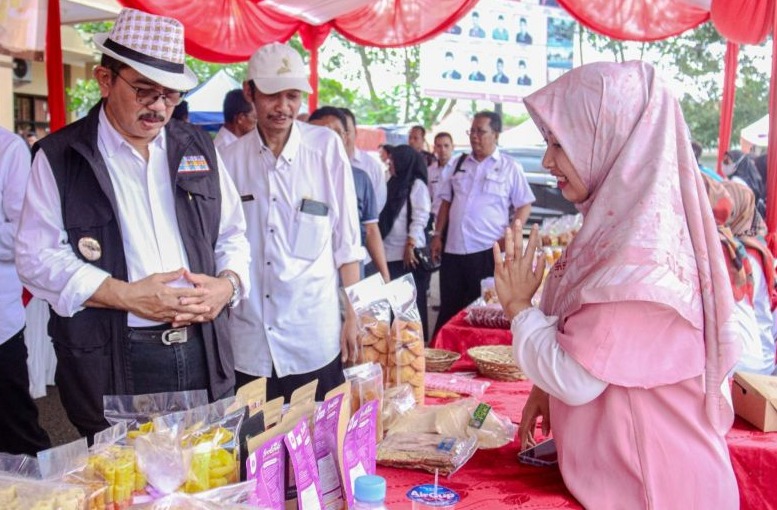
xmin=36 ymin=272 xmax=443 ymax=446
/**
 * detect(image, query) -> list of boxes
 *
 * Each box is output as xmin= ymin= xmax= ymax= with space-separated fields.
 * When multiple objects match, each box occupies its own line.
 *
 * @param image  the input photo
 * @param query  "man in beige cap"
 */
xmin=219 ymin=42 xmax=364 ymax=402
xmin=15 ymin=8 xmax=251 ymax=437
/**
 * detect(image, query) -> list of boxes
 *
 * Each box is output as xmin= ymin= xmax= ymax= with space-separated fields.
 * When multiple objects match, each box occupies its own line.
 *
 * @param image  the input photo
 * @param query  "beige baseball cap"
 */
xmin=248 ymin=42 xmax=313 ymax=95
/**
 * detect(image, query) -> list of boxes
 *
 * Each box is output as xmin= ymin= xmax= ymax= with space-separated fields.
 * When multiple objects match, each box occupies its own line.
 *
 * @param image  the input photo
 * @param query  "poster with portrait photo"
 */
xmin=420 ymin=0 xmax=574 ymax=103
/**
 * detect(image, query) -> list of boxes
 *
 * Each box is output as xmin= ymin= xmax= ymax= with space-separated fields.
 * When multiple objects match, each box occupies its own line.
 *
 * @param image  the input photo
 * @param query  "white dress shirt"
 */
xmin=352 ymin=148 xmax=387 ymax=213
xmin=428 ymin=159 xmax=454 ymax=215
xmin=220 ymin=122 xmax=364 ymax=377
xmin=0 ymin=128 xmax=29 ymax=344
xmin=383 ymin=179 xmax=431 ymax=262
xmin=439 ymin=148 xmax=535 ymax=254
xmin=738 ymin=253 xmax=775 ymax=375
xmin=15 ymin=107 xmax=251 ymax=327
xmin=214 ymin=126 xmax=238 ymax=151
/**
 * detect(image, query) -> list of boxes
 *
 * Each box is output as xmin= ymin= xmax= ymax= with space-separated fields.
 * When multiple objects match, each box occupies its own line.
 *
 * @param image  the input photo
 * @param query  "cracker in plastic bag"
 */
xmin=344 ymin=274 xmax=391 ymax=368
xmin=424 ymin=372 xmax=490 ymax=399
xmin=434 ymin=399 xmax=517 ymax=449
xmin=343 ymin=362 xmax=384 ymax=440
xmin=132 ymin=480 xmax=267 ymax=509
xmin=381 ymin=383 xmax=417 ymax=434
xmin=376 ymin=433 xmax=477 ymax=476
xmin=385 ymin=274 xmax=425 ymax=404
xmin=0 ymin=473 xmax=90 ymax=510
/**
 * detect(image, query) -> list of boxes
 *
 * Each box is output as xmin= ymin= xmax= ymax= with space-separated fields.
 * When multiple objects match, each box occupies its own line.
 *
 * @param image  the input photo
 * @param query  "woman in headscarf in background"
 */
xmin=493 ymin=61 xmax=740 ymax=509
xmin=378 ymin=145 xmax=432 ymax=341
xmin=723 ymin=149 xmax=766 ymax=217
xmin=716 ymin=179 xmax=777 ymax=374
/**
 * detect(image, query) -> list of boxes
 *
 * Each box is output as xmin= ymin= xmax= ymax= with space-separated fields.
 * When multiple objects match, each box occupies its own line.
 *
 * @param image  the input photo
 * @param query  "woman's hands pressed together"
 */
xmin=492 ymin=220 xmax=546 ymax=321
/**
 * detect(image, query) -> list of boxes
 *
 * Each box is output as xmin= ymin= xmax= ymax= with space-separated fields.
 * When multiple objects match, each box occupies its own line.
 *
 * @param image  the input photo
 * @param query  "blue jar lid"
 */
xmin=355 ymin=475 xmax=387 ymax=503
xmin=406 ymin=484 xmax=460 ymax=506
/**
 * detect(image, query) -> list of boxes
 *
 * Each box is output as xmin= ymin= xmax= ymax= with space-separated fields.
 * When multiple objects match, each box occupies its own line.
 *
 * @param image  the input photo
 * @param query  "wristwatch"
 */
xmin=218 ymin=271 xmax=241 ymax=308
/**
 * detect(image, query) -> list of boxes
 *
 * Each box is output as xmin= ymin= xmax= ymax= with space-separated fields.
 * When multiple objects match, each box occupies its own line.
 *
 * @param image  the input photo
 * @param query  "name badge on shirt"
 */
xmin=177 ymin=155 xmax=210 ymax=174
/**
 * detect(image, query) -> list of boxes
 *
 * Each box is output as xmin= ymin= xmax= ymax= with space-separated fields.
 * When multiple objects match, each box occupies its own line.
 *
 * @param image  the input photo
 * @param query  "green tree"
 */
xmin=582 ymin=22 xmax=769 ymax=150
xmin=67 ymin=22 xmax=247 ymax=114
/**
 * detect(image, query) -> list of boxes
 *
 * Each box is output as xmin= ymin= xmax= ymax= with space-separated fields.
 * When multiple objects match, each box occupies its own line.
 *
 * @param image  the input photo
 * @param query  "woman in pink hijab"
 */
xmin=493 ymin=61 xmax=740 ymax=509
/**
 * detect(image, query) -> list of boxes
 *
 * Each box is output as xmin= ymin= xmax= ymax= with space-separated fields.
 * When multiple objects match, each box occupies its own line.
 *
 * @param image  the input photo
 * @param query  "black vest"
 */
xmin=36 ymin=103 xmax=235 ymax=401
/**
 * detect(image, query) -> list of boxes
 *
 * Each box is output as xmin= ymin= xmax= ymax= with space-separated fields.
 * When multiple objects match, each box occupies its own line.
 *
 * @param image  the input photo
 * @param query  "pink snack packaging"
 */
xmin=312 ymin=392 xmax=351 ymax=510
xmin=246 ymin=434 xmax=285 ymax=510
xmin=284 ymin=419 xmax=324 ymax=510
xmin=341 ymin=399 xmax=379 ymax=508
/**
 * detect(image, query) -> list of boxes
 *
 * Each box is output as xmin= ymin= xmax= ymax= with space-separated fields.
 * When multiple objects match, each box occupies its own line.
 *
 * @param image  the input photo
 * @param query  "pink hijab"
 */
xmin=524 ymin=61 xmax=740 ymax=435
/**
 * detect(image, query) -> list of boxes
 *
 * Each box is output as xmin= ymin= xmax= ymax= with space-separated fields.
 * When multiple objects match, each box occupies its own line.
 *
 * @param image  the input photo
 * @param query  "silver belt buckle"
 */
xmin=161 ymin=327 xmax=188 ymax=345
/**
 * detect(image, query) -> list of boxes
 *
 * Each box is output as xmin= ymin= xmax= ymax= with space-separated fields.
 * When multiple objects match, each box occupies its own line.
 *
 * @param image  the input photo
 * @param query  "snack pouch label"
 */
xmin=468 ymin=403 xmax=492 ymax=429
xmin=313 ymin=394 xmax=346 ymax=510
xmin=342 ymin=399 xmax=378 ymax=507
xmin=284 ymin=420 xmax=324 ymax=510
xmin=247 ymin=435 xmax=285 ymax=509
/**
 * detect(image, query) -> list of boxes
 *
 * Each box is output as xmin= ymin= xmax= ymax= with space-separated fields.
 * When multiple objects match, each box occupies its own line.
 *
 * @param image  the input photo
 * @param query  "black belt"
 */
xmin=127 ymin=325 xmax=199 ymax=345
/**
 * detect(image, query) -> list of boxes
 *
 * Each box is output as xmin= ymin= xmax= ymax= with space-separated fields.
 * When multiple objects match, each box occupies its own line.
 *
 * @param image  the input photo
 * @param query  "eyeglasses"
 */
xmin=112 ymin=71 xmax=185 ymax=107
xmin=467 ymin=128 xmax=493 ymax=137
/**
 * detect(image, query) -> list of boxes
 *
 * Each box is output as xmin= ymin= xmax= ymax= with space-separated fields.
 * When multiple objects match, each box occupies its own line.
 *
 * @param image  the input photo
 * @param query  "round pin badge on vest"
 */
xmin=77 ymin=237 xmax=102 ymax=261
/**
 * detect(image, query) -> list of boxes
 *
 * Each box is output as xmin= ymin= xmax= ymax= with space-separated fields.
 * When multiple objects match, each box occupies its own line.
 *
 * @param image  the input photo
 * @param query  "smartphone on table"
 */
xmin=517 ymin=438 xmax=558 ymax=467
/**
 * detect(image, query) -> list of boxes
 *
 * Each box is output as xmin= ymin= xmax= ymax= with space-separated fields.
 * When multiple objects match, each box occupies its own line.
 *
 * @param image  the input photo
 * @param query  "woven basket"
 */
xmin=467 ymin=345 xmax=526 ymax=381
xmin=424 ymin=348 xmax=461 ymax=372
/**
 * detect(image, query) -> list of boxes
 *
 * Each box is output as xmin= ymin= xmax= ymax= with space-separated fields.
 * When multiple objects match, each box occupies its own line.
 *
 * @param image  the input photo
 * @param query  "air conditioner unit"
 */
xmin=13 ymin=59 xmax=32 ymax=83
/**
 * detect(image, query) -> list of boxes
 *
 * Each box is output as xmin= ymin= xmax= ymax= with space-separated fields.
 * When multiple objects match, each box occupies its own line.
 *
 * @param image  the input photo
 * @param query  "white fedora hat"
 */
xmin=248 ymin=42 xmax=313 ymax=95
xmin=94 ymin=8 xmax=198 ymax=92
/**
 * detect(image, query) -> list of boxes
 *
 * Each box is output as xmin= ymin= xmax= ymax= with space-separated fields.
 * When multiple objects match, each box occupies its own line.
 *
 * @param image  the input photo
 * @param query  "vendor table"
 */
xmin=381 ymin=315 xmax=777 ymax=509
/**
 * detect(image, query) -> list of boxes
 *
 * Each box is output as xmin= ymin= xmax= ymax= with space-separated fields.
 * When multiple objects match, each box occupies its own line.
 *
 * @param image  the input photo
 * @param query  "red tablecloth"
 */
xmin=394 ymin=321 xmax=777 ymax=509
xmin=431 ymin=310 xmax=512 ymax=371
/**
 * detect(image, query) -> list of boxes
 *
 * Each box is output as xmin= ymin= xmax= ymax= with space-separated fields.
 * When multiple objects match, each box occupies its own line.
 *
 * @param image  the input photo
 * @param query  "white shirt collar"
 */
xmin=98 ymin=105 xmax=166 ymax=159
xmin=252 ymin=121 xmax=302 ymax=168
xmin=467 ymin=146 xmax=501 ymax=165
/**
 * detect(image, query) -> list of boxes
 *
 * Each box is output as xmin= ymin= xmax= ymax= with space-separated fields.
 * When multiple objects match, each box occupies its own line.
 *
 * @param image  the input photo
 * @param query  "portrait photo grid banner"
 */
xmin=420 ymin=0 xmax=575 ymax=103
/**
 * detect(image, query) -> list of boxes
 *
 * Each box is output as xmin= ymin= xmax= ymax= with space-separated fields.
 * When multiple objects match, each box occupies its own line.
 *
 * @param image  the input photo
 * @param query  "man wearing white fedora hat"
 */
xmin=15 ymin=8 xmax=251 ymax=437
xmin=220 ymin=42 xmax=364 ymax=402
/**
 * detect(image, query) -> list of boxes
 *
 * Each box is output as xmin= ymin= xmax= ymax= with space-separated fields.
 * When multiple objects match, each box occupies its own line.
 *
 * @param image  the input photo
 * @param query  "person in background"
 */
xmin=341 ymin=108 xmax=387 ymax=213
xmin=220 ymin=42 xmax=364 ymax=402
xmin=753 ymin=152 xmax=769 ymax=191
xmin=25 ymin=130 xmax=38 ymax=149
xmin=379 ymin=145 xmax=432 ymax=340
xmin=309 ymin=106 xmax=390 ymax=283
xmin=0 ymin=126 xmax=51 ymax=455
xmin=171 ymin=99 xmax=189 ymax=122
xmin=408 ymin=125 xmax=437 ymax=168
xmin=15 ymin=9 xmax=251 ymax=437
xmin=379 ymin=144 xmax=393 ymax=167
xmin=214 ymin=89 xmax=257 ymax=151
xmin=706 ymin=177 xmax=776 ymax=375
xmin=494 ymin=61 xmax=739 ymax=509
xmin=428 ymin=131 xmax=455 ymax=216
xmin=431 ymin=111 xmax=534 ymax=334
xmin=723 ymin=149 xmax=766 ymax=217
xmin=692 ymin=140 xmax=722 ymax=182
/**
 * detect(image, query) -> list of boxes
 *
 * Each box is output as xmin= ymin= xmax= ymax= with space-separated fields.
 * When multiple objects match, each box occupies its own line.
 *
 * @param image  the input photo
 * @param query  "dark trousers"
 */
xmin=127 ymin=325 xmax=210 ymax=395
xmin=0 ymin=329 xmax=51 ymax=455
xmin=235 ymin=354 xmax=345 ymax=403
xmin=57 ymin=324 xmax=218 ymax=439
xmin=434 ymin=249 xmax=496 ymax=336
xmin=387 ymin=261 xmax=432 ymax=343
